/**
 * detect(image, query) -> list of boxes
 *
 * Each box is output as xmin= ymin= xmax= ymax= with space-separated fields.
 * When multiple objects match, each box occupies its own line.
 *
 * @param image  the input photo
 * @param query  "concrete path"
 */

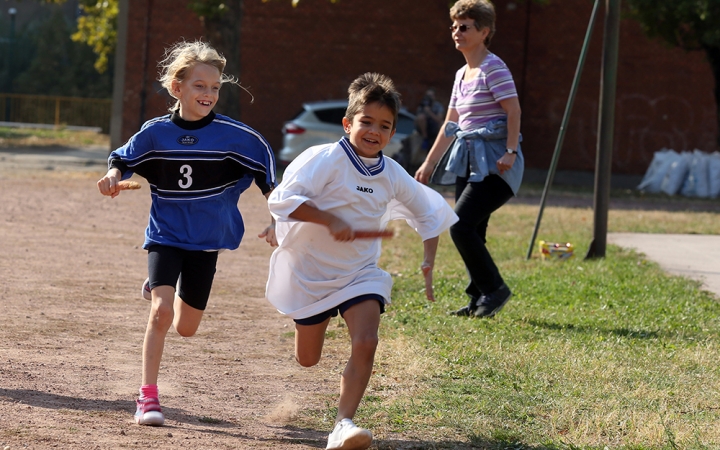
xmin=608 ymin=233 xmax=720 ymax=298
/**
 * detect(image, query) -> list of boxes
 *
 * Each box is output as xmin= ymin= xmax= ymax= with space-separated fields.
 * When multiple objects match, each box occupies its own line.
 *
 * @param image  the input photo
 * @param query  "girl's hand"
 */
xmin=421 ymin=262 xmax=435 ymax=302
xmin=496 ymin=153 xmax=516 ymax=175
xmin=258 ymin=223 xmax=278 ymax=247
xmin=97 ymin=169 xmax=122 ymax=198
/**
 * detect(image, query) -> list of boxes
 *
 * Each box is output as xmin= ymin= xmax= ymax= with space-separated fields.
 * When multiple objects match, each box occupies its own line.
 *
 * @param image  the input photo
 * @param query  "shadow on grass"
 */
xmin=526 ymin=318 xmax=661 ymax=340
xmin=266 ymin=424 xmax=560 ymax=449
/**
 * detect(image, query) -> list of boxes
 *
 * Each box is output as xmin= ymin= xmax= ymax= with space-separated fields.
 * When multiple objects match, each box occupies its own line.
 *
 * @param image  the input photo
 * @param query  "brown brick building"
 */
xmin=115 ymin=0 xmax=717 ymax=175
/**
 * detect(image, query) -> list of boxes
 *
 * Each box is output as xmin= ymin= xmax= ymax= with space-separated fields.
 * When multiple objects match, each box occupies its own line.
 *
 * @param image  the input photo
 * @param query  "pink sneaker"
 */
xmin=141 ymin=278 xmax=151 ymax=301
xmin=135 ymin=397 xmax=164 ymax=426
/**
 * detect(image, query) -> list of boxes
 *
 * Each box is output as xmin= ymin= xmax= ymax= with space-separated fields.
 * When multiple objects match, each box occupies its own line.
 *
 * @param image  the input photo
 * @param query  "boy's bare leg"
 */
xmin=173 ymin=296 xmax=204 ymax=337
xmin=295 ymin=317 xmax=332 ymax=367
xmin=141 ymin=285 xmax=176 ymax=385
xmin=336 ymin=300 xmax=381 ymax=422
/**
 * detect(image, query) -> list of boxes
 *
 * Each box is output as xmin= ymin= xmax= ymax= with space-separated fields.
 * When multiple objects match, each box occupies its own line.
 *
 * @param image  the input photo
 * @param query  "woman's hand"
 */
xmin=496 ymin=153 xmax=516 ymax=175
xmin=414 ymin=160 xmax=435 ymax=185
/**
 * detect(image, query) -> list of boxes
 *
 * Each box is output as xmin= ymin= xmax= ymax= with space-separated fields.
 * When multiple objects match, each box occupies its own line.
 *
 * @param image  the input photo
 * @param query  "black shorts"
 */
xmin=294 ymin=294 xmax=385 ymax=325
xmin=147 ymin=244 xmax=219 ymax=311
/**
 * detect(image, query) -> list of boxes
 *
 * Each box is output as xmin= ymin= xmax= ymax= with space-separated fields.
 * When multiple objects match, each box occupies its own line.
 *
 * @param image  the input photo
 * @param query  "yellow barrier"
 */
xmin=0 ymin=93 xmax=111 ymax=133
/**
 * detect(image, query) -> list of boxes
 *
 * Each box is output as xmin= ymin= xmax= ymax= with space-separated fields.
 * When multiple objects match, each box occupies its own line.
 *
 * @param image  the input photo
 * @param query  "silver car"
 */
xmin=278 ymin=100 xmax=417 ymax=167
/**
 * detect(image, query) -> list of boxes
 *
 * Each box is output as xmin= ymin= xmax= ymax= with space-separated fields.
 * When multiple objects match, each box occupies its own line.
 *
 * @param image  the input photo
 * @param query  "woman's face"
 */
xmin=450 ymin=18 xmax=489 ymax=52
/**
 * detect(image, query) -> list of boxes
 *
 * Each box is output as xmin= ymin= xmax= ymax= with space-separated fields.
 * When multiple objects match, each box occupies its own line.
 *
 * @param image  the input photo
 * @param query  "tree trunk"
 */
xmin=704 ymin=44 xmax=720 ymax=150
xmin=201 ymin=1 xmax=243 ymax=121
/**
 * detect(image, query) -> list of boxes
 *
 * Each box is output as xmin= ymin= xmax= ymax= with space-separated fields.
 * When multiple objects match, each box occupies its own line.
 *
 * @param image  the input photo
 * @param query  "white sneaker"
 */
xmin=141 ymin=278 xmax=152 ymax=301
xmin=326 ymin=418 xmax=372 ymax=450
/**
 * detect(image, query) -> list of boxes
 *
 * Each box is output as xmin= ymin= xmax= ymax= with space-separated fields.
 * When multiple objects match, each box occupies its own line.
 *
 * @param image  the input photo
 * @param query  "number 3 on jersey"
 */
xmin=179 ymin=164 xmax=193 ymax=188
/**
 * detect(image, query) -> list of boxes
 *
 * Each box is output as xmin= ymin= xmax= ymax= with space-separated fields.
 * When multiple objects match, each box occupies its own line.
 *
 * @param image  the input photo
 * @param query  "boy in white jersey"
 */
xmin=265 ymin=73 xmax=457 ymax=450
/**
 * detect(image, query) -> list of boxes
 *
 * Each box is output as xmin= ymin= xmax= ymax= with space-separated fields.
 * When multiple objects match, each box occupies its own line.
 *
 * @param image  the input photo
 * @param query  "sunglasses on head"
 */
xmin=450 ymin=24 xmax=475 ymax=33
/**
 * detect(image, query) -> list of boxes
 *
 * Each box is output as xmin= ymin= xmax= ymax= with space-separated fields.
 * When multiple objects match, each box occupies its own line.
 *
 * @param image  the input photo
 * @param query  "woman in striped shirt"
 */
xmin=415 ymin=0 xmax=524 ymax=318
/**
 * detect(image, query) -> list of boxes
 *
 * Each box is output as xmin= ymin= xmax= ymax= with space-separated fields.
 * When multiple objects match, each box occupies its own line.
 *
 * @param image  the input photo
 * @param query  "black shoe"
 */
xmin=474 ymin=284 xmax=512 ymax=318
xmin=449 ymin=297 xmax=480 ymax=316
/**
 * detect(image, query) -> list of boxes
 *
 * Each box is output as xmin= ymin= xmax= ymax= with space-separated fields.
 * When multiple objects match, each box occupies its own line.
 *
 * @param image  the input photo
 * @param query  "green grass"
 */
xmin=0 ymin=126 xmax=109 ymax=147
xmin=303 ymin=200 xmax=720 ymax=449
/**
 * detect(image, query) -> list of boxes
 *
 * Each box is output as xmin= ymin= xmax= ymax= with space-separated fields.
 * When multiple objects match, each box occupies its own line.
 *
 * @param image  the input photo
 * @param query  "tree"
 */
xmin=41 ymin=0 xmax=336 ymax=118
xmin=625 ymin=0 xmax=720 ymax=148
xmin=42 ymin=0 xmax=118 ymax=74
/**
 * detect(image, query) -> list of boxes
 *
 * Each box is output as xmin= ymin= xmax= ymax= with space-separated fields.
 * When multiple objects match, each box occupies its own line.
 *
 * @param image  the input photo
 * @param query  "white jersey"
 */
xmin=266 ymin=138 xmax=458 ymax=319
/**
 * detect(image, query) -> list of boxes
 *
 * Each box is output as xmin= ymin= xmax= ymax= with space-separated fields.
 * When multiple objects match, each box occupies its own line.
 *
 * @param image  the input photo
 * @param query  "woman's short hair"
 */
xmin=450 ymin=0 xmax=496 ymax=47
xmin=345 ymin=73 xmax=401 ymax=131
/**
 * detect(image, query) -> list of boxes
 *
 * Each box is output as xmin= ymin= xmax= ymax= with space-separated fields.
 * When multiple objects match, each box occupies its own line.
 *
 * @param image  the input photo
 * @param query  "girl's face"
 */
xmin=342 ymin=102 xmax=396 ymax=158
xmin=171 ymin=63 xmax=222 ymax=121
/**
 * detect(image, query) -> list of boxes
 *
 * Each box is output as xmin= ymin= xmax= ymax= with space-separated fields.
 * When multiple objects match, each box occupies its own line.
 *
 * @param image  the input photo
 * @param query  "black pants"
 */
xmin=450 ymin=174 xmax=514 ymax=301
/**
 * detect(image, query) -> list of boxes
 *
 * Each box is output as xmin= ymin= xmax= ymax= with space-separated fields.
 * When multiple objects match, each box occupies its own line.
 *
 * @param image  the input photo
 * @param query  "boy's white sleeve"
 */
xmin=384 ymin=178 xmax=458 ymax=241
xmin=267 ymin=149 xmax=328 ymax=221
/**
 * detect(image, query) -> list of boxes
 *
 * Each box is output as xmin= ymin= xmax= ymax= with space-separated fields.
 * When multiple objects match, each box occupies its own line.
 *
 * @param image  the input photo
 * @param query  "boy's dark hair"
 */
xmin=450 ymin=0 xmax=496 ymax=47
xmin=345 ymin=73 xmax=401 ymax=131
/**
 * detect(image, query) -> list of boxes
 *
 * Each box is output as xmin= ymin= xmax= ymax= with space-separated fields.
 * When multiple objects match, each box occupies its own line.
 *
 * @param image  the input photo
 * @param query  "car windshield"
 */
xmin=313 ymin=107 xmax=346 ymax=125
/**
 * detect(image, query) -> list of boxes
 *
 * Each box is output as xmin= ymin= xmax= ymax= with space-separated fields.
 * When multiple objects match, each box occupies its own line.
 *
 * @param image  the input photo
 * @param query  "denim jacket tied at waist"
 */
xmin=433 ymin=119 xmax=524 ymax=195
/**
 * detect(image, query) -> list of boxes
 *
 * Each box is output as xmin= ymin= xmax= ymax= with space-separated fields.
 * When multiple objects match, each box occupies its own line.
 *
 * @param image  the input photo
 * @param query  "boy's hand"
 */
xmin=97 ymin=169 xmax=122 ymax=198
xmin=328 ymin=217 xmax=354 ymax=242
xmin=421 ymin=262 xmax=435 ymax=302
xmin=258 ymin=224 xmax=278 ymax=247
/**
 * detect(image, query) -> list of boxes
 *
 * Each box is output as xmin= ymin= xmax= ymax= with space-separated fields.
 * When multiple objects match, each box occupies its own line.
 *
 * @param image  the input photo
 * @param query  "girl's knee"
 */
xmin=295 ymin=352 xmax=321 ymax=368
xmin=174 ymin=322 xmax=198 ymax=337
xmin=149 ymin=303 xmax=174 ymax=330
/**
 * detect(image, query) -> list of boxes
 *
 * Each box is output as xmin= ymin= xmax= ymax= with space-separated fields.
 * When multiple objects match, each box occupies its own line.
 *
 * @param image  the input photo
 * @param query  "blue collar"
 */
xmin=339 ymin=137 xmax=385 ymax=177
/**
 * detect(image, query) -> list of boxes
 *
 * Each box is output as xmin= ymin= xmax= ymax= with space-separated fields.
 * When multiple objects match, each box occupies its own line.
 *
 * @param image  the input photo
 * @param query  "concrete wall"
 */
xmin=118 ymin=0 xmax=717 ymax=175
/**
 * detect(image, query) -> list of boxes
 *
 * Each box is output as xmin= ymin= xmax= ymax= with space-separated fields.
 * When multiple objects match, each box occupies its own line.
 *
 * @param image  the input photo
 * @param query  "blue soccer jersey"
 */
xmin=109 ymin=111 xmax=276 ymax=251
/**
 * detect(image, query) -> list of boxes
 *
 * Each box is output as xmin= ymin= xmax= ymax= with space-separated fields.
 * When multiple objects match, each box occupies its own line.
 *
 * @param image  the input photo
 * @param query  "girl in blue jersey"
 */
xmin=97 ymin=41 xmax=277 ymax=426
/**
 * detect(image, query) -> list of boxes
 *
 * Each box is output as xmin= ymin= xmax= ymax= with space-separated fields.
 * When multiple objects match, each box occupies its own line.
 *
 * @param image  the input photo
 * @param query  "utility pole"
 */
xmin=586 ymin=0 xmax=620 ymax=259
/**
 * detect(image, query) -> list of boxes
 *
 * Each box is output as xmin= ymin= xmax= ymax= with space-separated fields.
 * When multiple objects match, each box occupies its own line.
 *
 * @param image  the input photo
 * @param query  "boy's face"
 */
xmin=171 ymin=63 xmax=221 ymax=121
xmin=342 ymin=102 xmax=396 ymax=158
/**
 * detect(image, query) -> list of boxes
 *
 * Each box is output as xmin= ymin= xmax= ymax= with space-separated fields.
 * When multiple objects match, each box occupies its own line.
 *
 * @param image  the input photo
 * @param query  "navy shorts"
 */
xmin=294 ymin=294 xmax=385 ymax=325
xmin=147 ymin=244 xmax=219 ymax=311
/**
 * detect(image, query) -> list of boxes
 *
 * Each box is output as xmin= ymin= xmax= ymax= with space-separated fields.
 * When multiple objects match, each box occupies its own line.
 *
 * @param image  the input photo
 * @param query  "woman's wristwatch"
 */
xmin=506 ymin=148 xmax=518 ymax=155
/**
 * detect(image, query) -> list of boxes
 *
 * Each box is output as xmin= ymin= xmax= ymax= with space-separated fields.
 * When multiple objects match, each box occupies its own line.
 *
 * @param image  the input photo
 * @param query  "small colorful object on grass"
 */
xmin=539 ymin=240 xmax=574 ymax=260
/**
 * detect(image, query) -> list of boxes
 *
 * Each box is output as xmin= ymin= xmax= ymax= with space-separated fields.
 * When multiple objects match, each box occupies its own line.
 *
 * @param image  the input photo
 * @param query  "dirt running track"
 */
xmin=0 ymin=157 xmax=394 ymax=449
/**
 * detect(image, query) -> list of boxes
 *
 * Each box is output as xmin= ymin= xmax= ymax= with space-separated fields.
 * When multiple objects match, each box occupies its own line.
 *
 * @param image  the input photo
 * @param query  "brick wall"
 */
xmin=120 ymin=0 xmax=717 ymax=175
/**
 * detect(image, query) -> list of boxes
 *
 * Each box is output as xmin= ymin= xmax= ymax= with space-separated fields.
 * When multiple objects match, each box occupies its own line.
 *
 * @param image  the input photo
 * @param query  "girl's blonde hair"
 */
xmin=158 ymin=40 xmax=237 ymax=112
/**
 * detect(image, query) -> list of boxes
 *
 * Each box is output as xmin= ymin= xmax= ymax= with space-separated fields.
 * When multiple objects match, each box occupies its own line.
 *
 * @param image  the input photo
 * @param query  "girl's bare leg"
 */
xmin=141 ymin=285 xmax=176 ymax=385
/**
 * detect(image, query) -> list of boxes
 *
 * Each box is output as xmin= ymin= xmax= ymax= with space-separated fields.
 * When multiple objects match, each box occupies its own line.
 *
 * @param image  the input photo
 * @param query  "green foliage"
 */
xmin=624 ymin=0 xmax=720 ymax=50
xmin=2 ymin=10 xmax=112 ymax=97
xmin=40 ymin=0 xmax=118 ymax=74
xmin=71 ymin=0 xmax=118 ymax=73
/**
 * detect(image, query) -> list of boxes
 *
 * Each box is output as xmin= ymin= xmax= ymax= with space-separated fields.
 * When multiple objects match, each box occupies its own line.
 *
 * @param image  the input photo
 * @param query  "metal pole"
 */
xmin=526 ymin=0 xmax=601 ymax=260
xmin=4 ymin=8 xmax=16 ymax=121
xmin=586 ymin=0 xmax=620 ymax=259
